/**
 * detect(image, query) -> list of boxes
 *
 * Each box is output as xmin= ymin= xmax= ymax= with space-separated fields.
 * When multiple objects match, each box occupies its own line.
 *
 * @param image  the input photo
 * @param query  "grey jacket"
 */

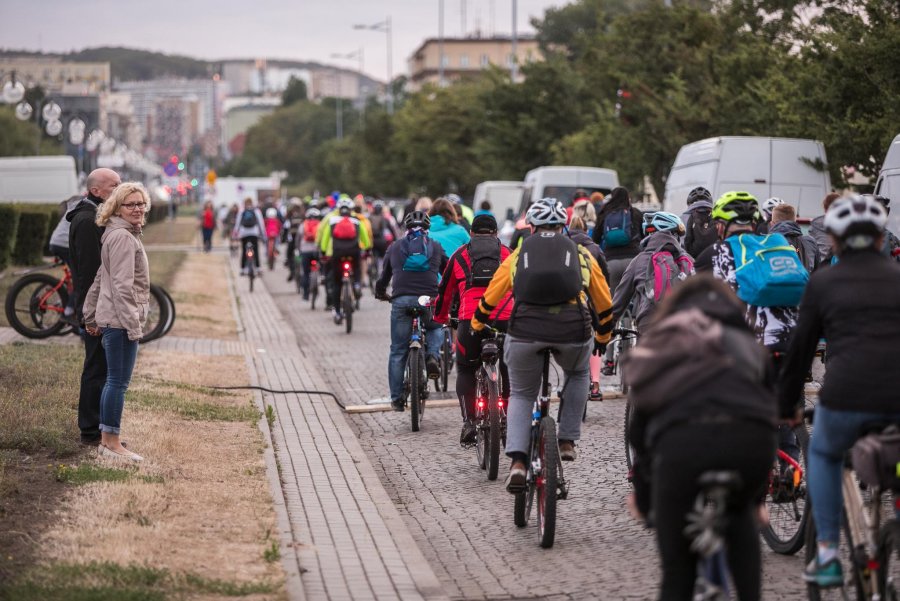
xmin=770 ymin=220 xmax=821 ymax=273
xmin=83 ymin=216 xmax=150 ymax=341
xmin=611 ymin=231 xmax=691 ymax=327
xmin=808 ymin=215 xmax=831 ymax=260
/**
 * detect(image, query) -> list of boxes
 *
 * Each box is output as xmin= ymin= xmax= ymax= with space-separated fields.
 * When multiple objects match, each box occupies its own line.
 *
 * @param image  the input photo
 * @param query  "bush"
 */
xmin=0 ymin=205 xmax=19 ymax=271
xmin=12 ymin=211 xmax=50 ymax=265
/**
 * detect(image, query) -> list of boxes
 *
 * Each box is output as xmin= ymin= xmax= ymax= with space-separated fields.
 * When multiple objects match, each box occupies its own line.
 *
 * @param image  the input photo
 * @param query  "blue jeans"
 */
xmin=388 ymin=295 xmax=442 ymax=401
xmin=809 ymin=404 xmax=900 ymax=544
xmin=99 ymin=327 xmax=139 ymax=435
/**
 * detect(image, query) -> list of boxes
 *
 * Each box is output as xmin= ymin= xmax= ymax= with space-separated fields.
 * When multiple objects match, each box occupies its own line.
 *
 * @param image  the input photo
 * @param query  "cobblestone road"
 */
xmin=268 ymin=265 xmax=807 ymax=600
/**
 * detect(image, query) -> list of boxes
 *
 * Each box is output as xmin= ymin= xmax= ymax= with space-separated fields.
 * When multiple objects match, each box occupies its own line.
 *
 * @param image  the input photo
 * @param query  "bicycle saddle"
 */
xmin=697 ymin=470 xmax=743 ymax=492
xmin=858 ymin=421 xmax=900 ymax=437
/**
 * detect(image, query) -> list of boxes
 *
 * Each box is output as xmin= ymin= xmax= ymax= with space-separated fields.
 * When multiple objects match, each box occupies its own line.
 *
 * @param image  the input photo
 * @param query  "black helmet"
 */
xmin=404 ymin=210 xmax=431 ymax=230
xmin=687 ymin=187 xmax=713 ymax=205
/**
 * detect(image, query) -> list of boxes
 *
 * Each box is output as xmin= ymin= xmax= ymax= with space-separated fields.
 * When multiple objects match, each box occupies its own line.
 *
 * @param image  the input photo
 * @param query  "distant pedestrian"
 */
xmin=200 ymin=200 xmax=215 ymax=252
xmin=475 ymin=200 xmax=493 ymax=218
xmin=67 ymin=167 xmax=121 ymax=446
xmin=83 ymin=182 xmax=152 ymax=462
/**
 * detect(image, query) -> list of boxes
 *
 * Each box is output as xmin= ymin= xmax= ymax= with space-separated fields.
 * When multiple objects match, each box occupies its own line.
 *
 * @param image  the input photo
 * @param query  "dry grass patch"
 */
xmin=142 ymin=216 xmax=200 ymax=246
xmin=167 ymin=252 xmax=238 ymax=340
xmin=5 ymin=349 xmax=285 ymax=599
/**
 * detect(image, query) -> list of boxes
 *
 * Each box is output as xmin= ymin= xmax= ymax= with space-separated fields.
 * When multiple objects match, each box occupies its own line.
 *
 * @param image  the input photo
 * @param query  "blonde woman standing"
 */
xmin=83 ymin=182 xmax=151 ymax=462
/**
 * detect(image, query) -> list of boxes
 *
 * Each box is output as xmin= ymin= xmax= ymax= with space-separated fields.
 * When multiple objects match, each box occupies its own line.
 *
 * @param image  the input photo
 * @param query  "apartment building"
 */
xmin=408 ymin=35 xmax=541 ymax=90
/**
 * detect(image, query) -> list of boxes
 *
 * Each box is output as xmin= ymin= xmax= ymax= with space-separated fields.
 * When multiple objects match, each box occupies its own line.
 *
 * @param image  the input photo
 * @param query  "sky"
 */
xmin=0 ymin=0 xmax=568 ymax=83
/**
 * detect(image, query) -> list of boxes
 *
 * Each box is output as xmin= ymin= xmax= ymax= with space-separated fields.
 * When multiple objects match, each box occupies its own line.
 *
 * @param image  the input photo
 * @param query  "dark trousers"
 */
xmin=328 ymin=252 xmax=361 ymax=309
xmin=455 ymin=320 xmax=510 ymax=420
xmin=652 ymin=421 xmax=775 ymax=601
xmin=240 ymin=236 xmax=260 ymax=268
xmin=201 ymin=227 xmax=214 ymax=251
xmin=78 ymin=331 xmax=108 ymax=440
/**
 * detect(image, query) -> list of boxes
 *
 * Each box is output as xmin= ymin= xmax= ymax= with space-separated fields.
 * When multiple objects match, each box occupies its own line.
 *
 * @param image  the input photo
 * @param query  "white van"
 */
xmin=664 ymin=137 xmax=831 ymax=220
xmin=473 ymin=180 xmax=524 ymax=222
xmin=0 ymin=156 xmax=80 ymax=203
xmin=875 ymin=133 xmax=900 ymax=235
xmin=519 ymin=166 xmax=620 ymax=214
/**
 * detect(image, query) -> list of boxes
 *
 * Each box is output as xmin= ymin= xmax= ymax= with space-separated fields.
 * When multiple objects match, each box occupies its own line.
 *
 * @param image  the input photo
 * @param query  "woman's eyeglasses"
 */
xmin=122 ymin=203 xmax=147 ymax=211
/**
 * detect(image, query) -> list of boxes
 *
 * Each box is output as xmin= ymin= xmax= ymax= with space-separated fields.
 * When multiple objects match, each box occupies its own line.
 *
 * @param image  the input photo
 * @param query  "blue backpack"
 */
xmin=602 ymin=209 xmax=632 ymax=249
xmin=401 ymin=233 xmax=433 ymax=272
xmin=726 ymin=233 xmax=809 ymax=307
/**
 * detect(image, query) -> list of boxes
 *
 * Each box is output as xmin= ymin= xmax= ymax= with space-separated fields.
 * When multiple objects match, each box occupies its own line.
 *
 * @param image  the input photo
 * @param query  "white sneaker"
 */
xmin=99 ymin=444 xmax=143 ymax=462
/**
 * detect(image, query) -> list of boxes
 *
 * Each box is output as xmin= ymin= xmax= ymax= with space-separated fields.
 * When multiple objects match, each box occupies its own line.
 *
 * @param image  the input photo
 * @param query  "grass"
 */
xmin=1 ymin=561 xmax=277 ymax=600
xmin=53 ymin=464 xmax=163 ymax=486
xmin=141 ymin=216 xmax=199 ymax=246
xmin=145 ymin=250 xmax=185 ymax=291
xmin=128 ymin=386 xmax=259 ymax=423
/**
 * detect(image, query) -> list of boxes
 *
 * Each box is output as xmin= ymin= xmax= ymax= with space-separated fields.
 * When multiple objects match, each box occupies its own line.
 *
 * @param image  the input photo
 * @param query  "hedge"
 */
xmin=12 ymin=210 xmax=51 ymax=266
xmin=0 ymin=205 xmax=20 ymax=271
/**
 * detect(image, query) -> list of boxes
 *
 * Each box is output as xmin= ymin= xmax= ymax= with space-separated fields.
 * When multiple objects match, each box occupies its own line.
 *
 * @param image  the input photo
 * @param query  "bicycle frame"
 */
xmin=843 ymin=468 xmax=884 ymax=599
xmin=31 ymin=261 xmax=72 ymax=315
xmin=528 ymin=351 xmax=568 ymax=500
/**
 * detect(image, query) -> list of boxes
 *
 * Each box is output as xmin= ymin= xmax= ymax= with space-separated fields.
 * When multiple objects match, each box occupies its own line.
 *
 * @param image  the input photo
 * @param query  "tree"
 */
xmin=0 ymin=106 xmax=64 ymax=157
xmin=281 ymin=76 xmax=308 ymax=106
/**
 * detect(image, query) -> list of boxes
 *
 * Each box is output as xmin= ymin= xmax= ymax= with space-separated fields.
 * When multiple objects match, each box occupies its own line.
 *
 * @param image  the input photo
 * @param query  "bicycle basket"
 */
xmin=851 ymin=429 xmax=900 ymax=491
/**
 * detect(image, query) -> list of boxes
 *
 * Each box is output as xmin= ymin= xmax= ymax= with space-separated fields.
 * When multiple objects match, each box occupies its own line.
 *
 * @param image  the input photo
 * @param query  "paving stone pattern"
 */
xmin=267 ymin=265 xmax=809 ymax=600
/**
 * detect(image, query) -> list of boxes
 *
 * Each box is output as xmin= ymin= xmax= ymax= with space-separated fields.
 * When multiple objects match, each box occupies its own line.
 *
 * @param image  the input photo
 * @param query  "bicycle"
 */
xmin=308 ymin=257 xmax=321 ymax=310
xmin=512 ymin=346 xmax=568 ymax=548
xmin=4 ymin=258 xmax=173 ymax=343
xmin=334 ymin=256 xmax=355 ymax=334
xmin=266 ymin=237 xmax=277 ymax=271
xmin=804 ymin=409 xmax=900 ymax=601
xmin=367 ymin=252 xmax=379 ymax=295
xmin=437 ymin=324 xmax=454 ymax=393
xmin=762 ymin=424 xmax=811 ymax=555
xmin=474 ymin=331 xmax=506 ymax=481
xmin=607 ymin=327 xmax=639 ymax=472
xmin=684 ymin=470 xmax=743 ymax=600
xmin=243 ymin=240 xmax=257 ymax=293
xmin=401 ymin=295 xmax=433 ymax=432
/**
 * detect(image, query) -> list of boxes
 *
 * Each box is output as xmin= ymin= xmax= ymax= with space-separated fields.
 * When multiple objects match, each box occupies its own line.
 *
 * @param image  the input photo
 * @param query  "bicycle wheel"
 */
xmin=763 ymin=425 xmax=811 ymax=555
xmin=158 ymin=285 xmax=176 ymax=337
xmin=310 ymin=270 xmax=318 ymax=310
xmin=368 ymin=259 xmax=378 ymax=294
xmin=248 ymin=263 xmax=255 ymax=293
xmin=475 ymin=373 xmax=488 ymax=469
xmin=408 ymin=348 xmax=422 ymax=432
xmin=805 ymin=506 xmax=863 ymax=600
xmin=440 ymin=329 xmax=452 ymax=393
xmin=5 ymin=273 xmax=69 ymax=338
xmin=618 ymin=333 xmax=633 ymax=395
xmin=342 ymin=281 xmax=353 ymax=334
xmin=878 ymin=520 xmax=900 ymax=600
xmin=537 ymin=416 xmax=559 ymax=548
xmin=486 ymin=376 xmax=502 ymax=481
xmin=139 ymin=285 xmax=170 ymax=344
xmin=624 ymin=399 xmax=636 ymax=472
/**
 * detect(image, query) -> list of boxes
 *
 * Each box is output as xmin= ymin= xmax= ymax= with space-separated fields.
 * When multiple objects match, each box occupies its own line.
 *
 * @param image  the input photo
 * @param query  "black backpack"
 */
xmin=513 ymin=232 xmax=582 ymax=305
xmin=240 ymin=209 xmax=258 ymax=229
xmin=456 ymin=236 xmax=502 ymax=288
xmin=687 ymin=208 xmax=717 ymax=257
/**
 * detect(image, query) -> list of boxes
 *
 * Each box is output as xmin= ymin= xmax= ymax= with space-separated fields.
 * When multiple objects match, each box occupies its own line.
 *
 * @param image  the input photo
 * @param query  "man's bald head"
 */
xmin=86 ymin=168 xmax=121 ymax=201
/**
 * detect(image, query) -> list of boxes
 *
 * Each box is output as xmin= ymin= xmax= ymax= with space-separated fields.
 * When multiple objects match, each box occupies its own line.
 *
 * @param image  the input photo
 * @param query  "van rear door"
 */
xmin=770 ymin=139 xmax=830 ymax=219
xmin=715 ymin=138 xmax=770 ymax=201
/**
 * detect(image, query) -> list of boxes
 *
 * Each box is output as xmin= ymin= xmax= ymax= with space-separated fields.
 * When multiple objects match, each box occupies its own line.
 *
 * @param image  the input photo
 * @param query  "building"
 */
xmin=220 ymin=58 xmax=380 ymax=102
xmin=220 ymin=96 xmax=282 ymax=161
xmin=407 ymin=35 xmax=541 ymax=90
xmin=0 ymin=57 xmax=110 ymax=95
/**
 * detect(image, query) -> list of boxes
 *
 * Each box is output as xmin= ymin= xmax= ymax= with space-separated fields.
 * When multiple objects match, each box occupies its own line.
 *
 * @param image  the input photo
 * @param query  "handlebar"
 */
xmin=612 ymin=328 xmax=639 ymax=338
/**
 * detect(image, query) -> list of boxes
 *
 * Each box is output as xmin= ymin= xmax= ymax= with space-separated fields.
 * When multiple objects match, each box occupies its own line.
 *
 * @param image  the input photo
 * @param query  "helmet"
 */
xmin=306 ymin=207 xmax=321 ymax=219
xmin=761 ymin=197 xmax=786 ymax=220
xmin=824 ymin=195 xmax=886 ymax=247
xmin=711 ymin=191 xmax=761 ymax=225
xmin=372 ymin=200 xmax=385 ymax=213
xmin=446 ymin=193 xmax=463 ymax=205
xmin=642 ymin=211 xmax=684 ymax=236
xmin=265 ymin=208 xmax=278 ymax=219
xmin=404 ymin=210 xmax=431 ymax=230
xmin=686 ymin=187 xmax=712 ymax=205
xmin=526 ymin=197 xmax=567 ymax=227
xmin=337 ymin=198 xmax=354 ymax=211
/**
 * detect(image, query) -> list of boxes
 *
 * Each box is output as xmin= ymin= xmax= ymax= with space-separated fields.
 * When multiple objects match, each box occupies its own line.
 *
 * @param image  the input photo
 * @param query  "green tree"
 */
xmin=281 ymin=76 xmax=308 ymax=106
xmin=0 ymin=106 xmax=64 ymax=157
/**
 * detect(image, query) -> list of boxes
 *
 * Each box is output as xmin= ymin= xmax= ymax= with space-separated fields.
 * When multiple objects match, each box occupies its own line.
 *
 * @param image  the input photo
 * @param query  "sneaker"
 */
xmin=391 ymin=399 xmax=405 ymax=412
xmin=425 ymin=356 xmax=440 ymax=380
xmin=803 ymin=557 xmax=843 ymax=588
xmin=459 ymin=420 xmax=477 ymax=445
xmin=286 ymin=272 xmax=294 ymax=282
xmin=601 ymin=362 xmax=615 ymax=377
xmin=99 ymin=444 xmax=143 ymax=462
xmin=332 ymin=309 xmax=343 ymax=325
xmin=559 ymin=440 xmax=577 ymax=461
xmin=589 ymin=381 xmax=603 ymax=402
xmin=505 ymin=461 xmax=527 ymax=493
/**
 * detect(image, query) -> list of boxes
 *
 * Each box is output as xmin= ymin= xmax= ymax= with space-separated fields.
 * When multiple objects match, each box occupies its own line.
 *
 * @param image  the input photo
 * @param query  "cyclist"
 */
xmin=375 ymin=211 xmax=448 ymax=412
xmin=446 ymin=193 xmax=474 ymax=229
xmin=872 ymin=194 xmax=900 ymax=261
xmin=757 ymin=197 xmax=785 ymax=235
xmin=48 ymin=194 xmax=84 ymax=325
xmin=778 ymin=195 xmax=900 ymax=587
xmin=470 ymin=198 xmax=613 ymax=490
xmin=429 ymin=197 xmax=470 ymax=257
xmin=297 ymin=207 xmax=322 ymax=300
xmin=769 ymin=203 xmax=820 ymax=273
xmin=368 ymin=199 xmax=400 ymax=273
xmin=681 ymin=187 xmax=717 ymax=258
xmin=809 ymin=192 xmax=841 ymax=260
xmin=435 ymin=214 xmax=512 ymax=444
xmin=626 ymin=275 xmax=777 ymax=601
xmin=284 ymin=199 xmax=305 ymax=281
xmin=232 ymin=198 xmax=267 ymax=275
xmin=264 ymin=207 xmax=281 ymax=267
xmin=319 ymin=198 xmax=371 ymax=322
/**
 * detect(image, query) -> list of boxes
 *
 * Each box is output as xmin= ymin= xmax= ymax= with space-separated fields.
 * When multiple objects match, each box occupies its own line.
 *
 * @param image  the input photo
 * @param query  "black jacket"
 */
xmin=567 ymin=228 xmax=609 ymax=283
xmin=376 ymin=234 xmax=448 ymax=298
xmin=779 ymin=249 xmax=900 ymax=417
xmin=66 ymin=195 xmax=103 ymax=322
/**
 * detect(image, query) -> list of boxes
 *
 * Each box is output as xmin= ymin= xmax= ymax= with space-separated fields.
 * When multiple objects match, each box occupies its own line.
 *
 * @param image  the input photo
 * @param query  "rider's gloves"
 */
xmin=593 ymin=340 xmax=606 ymax=356
xmin=374 ymin=288 xmax=389 ymax=301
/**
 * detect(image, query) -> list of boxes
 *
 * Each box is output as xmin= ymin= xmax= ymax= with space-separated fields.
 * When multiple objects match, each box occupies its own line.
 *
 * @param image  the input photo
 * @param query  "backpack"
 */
xmin=726 ymin=233 xmax=809 ymax=307
xmin=331 ymin=216 xmax=358 ymax=240
xmin=852 ymin=429 xmax=900 ymax=491
xmin=513 ymin=232 xmax=582 ymax=305
xmin=784 ymin=234 xmax=810 ymax=273
xmin=687 ymin=208 xmax=717 ymax=256
xmin=303 ymin=219 xmax=319 ymax=243
xmin=401 ymin=233 xmax=433 ymax=272
xmin=601 ymin=208 xmax=632 ymax=249
xmin=240 ymin=209 xmax=258 ymax=229
xmin=456 ymin=236 xmax=502 ymax=288
xmin=370 ymin=213 xmax=385 ymax=240
xmin=638 ymin=249 xmax=694 ymax=305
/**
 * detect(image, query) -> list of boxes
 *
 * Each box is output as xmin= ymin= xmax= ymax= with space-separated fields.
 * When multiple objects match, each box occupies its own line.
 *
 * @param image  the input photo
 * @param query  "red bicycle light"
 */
xmin=498 ymin=399 xmax=504 ymax=408
xmin=477 ymin=399 xmax=485 ymax=410
xmin=248 ymin=250 xmax=254 ymax=257
xmin=343 ymin=262 xmax=351 ymax=271
xmin=867 ymin=559 xmax=881 ymax=571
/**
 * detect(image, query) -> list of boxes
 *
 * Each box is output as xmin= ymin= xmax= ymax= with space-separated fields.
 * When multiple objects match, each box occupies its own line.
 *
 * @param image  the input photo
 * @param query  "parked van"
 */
xmin=664 ymin=137 xmax=831 ymax=220
xmin=473 ymin=180 xmax=524 ymax=222
xmin=0 ymin=156 xmax=80 ymax=203
xmin=875 ymin=133 xmax=900 ymax=234
xmin=519 ymin=166 xmax=620 ymax=214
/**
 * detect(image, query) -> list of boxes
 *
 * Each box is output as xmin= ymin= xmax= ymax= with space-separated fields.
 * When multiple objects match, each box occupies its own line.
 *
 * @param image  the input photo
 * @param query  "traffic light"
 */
xmin=177 ymin=161 xmax=185 ymax=171
xmin=206 ymin=169 xmax=217 ymax=185
xmin=191 ymin=178 xmax=199 ymax=186
xmin=169 ymin=155 xmax=178 ymax=163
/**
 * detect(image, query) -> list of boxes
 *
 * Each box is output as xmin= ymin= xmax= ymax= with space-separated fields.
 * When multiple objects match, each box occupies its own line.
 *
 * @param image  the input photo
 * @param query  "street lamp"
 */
xmin=330 ymin=49 xmax=364 ymax=140
xmin=353 ymin=16 xmax=394 ymax=114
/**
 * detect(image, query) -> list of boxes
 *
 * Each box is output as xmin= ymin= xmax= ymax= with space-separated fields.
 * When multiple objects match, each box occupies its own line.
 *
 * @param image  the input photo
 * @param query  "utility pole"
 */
xmin=511 ymin=0 xmax=518 ymax=82
xmin=439 ymin=0 xmax=446 ymax=87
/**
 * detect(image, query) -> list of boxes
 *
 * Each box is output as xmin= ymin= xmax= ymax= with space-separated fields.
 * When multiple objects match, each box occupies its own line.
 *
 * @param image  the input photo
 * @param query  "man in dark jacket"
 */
xmin=808 ymin=192 xmax=840 ymax=260
xmin=769 ymin=204 xmax=820 ymax=273
xmin=67 ymin=167 xmax=121 ymax=445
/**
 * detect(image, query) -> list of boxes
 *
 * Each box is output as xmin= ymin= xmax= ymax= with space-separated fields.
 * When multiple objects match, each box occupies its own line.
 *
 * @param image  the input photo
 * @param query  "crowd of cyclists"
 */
xmin=224 ymin=184 xmax=900 ymax=600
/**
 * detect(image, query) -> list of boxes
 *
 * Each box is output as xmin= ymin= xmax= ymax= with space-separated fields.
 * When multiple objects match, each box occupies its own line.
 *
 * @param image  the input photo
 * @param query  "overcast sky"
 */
xmin=0 ymin=0 xmax=567 ymax=83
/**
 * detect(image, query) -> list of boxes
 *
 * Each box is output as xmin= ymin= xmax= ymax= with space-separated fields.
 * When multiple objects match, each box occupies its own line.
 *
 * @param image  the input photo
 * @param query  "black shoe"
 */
xmin=460 ymin=420 xmax=477 ymax=445
xmin=425 ymin=356 xmax=440 ymax=380
xmin=601 ymin=362 xmax=615 ymax=377
xmin=391 ymin=399 xmax=405 ymax=412
xmin=286 ymin=273 xmax=294 ymax=282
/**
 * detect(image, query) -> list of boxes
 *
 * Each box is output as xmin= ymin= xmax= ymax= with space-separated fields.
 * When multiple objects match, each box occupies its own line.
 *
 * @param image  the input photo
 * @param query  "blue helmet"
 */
xmin=642 ymin=211 xmax=684 ymax=236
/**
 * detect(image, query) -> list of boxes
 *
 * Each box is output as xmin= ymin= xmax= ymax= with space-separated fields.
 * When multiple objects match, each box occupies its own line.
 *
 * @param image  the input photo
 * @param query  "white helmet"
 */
xmin=337 ymin=198 xmax=355 ymax=211
xmin=761 ymin=197 xmax=786 ymax=220
xmin=265 ymin=208 xmax=278 ymax=219
xmin=526 ymin=198 xmax=567 ymax=227
xmin=824 ymin=195 xmax=887 ymax=248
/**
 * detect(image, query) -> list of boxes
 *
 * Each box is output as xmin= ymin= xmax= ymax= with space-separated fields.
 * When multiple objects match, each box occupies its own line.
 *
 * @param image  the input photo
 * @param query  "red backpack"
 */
xmin=331 ymin=216 xmax=358 ymax=240
xmin=303 ymin=219 xmax=320 ymax=242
